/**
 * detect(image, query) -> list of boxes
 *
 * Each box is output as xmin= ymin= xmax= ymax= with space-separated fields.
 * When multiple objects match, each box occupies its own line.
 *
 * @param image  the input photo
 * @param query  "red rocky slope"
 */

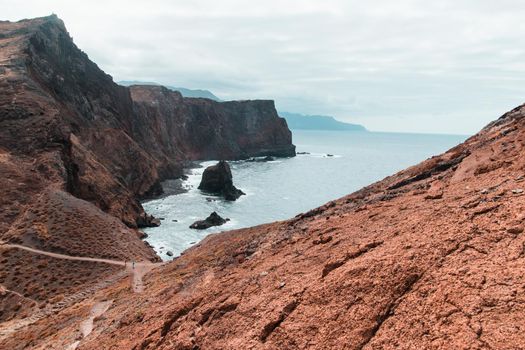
xmin=56 ymin=104 xmax=525 ymax=349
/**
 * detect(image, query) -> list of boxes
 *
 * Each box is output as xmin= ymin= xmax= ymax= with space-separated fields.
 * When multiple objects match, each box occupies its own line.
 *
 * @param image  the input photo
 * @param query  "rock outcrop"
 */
xmin=189 ymin=212 xmax=229 ymax=230
xmin=198 ymin=161 xmax=245 ymax=200
xmin=129 ymin=86 xmax=295 ymax=160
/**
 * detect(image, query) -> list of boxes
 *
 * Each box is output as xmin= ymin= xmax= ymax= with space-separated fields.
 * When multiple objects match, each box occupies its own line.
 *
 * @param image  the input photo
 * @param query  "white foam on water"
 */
xmin=143 ymin=131 xmax=467 ymax=261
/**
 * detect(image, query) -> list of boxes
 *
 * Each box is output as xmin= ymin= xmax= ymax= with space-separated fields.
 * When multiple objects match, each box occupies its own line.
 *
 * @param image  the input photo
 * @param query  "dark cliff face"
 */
xmin=129 ymin=85 xmax=295 ymax=161
xmin=0 ymin=16 xmax=294 ymax=252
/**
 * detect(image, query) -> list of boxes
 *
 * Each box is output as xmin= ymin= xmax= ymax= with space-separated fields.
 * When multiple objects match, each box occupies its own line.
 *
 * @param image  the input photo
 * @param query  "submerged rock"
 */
xmin=198 ymin=161 xmax=245 ymax=201
xmin=190 ymin=212 xmax=229 ymax=230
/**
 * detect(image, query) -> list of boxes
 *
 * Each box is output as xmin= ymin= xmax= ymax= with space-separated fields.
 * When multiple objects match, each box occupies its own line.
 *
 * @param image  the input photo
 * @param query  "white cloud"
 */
xmin=2 ymin=0 xmax=525 ymax=134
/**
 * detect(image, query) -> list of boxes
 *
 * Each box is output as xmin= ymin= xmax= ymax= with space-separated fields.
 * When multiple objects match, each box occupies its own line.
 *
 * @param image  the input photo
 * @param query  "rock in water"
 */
xmin=189 ymin=212 xmax=229 ymax=230
xmin=198 ymin=161 xmax=245 ymax=201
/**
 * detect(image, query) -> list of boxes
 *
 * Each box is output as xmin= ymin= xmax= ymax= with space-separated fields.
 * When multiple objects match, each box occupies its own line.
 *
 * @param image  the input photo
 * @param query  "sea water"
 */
xmin=143 ymin=130 xmax=467 ymax=260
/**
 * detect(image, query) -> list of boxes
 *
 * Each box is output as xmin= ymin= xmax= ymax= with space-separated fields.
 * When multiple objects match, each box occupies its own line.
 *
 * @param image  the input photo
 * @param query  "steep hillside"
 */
xmin=0 ymin=14 xmax=294 ymax=324
xmin=4 ymin=99 xmax=525 ymax=348
xmin=28 ymin=103 xmax=524 ymax=350
xmin=0 ymin=15 xmax=155 ymax=258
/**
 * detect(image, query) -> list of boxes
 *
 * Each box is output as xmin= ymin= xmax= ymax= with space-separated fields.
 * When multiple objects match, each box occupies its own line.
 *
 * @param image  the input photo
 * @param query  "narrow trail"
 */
xmin=0 ymin=241 xmax=164 ymax=292
xmin=67 ymin=300 xmax=113 ymax=350
xmin=0 ymin=270 xmax=128 ymax=341
xmin=0 ymin=283 xmax=34 ymax=302
xmin=1 ymin=242 xmax=126 ymax=266
xmin=0 ymin=241 xmax=164 ymax=341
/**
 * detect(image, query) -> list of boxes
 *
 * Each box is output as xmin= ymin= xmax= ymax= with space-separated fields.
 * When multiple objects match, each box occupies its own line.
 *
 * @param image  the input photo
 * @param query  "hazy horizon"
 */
xmin=3 ymin=0 xmax=525 ymax=134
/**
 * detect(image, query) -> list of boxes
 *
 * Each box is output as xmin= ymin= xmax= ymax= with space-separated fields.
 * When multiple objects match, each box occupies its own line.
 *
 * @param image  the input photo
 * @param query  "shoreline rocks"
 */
xmin=189 ymin=212 xmax=229 ymax=230
xmin=136 ymin=214 xmax=161 ymax=228
xmin=246 ymin=155 xmax=275 ymax=162
xmin=198 ymin=161 xmax=245 ymax=201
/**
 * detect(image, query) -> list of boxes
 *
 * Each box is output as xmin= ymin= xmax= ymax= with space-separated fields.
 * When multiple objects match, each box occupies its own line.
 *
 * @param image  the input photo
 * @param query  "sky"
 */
xmin=3 ymin=0 xmax=525 ymax=134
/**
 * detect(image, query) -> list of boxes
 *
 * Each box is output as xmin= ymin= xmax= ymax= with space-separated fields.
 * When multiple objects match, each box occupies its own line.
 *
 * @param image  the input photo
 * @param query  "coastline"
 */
xmin=139 ymin=131 xmax=464 ymax=261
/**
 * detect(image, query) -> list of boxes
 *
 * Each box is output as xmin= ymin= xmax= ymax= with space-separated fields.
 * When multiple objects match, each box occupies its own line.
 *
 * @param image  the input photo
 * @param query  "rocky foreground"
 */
xmin=85 ymin=104 xmax=525 ymax=349
xmin=3 ymin=96 xmax=525 ymax=349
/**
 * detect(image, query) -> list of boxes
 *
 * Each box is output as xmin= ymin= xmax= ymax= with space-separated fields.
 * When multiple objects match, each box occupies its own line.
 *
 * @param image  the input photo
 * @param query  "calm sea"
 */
xmin=143 ymin=130 xmax=467 ymax=260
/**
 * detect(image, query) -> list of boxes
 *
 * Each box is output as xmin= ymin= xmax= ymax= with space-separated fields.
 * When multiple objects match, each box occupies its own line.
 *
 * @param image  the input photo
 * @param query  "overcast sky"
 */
xmin=3 ymin=0 xmax=525 ymax=134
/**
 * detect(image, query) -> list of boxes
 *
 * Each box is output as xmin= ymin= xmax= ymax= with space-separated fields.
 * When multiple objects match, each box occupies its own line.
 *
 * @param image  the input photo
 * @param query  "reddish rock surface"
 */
xmin=3 ymin=15 xmax=525 ymax=350
xmin=5 ymin=95 xmax=525 ymax=349
xmin=57 ymin=105 xmax=525 ymax=350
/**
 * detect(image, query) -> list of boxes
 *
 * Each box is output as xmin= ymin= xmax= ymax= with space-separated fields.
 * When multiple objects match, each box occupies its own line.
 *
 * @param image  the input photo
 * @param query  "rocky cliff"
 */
xmin=0 ymin=15 xmax=294 ymax=252
xmin=129 ymin=85 xmax=295 ymax=161
xmin=0 ymin=14 xmax=294 ymax=326
xmin=8 ymin=102 xmax=521 ymax=349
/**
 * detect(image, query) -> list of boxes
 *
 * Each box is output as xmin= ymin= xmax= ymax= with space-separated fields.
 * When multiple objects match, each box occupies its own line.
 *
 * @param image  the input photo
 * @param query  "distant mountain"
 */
xmin=118 ymin=81 xmax=221 ymax=101
xmin=279 ymin=111 xmax=367 ymax=131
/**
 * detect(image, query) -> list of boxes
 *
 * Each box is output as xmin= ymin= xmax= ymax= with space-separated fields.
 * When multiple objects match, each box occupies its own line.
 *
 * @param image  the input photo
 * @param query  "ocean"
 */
xmin=142 ymin=130 xmax=467 ymax=260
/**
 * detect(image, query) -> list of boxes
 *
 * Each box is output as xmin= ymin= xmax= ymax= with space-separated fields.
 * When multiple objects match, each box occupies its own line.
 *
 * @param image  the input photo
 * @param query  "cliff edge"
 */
xmin=0 ymin=14 xmax=294 ymax=323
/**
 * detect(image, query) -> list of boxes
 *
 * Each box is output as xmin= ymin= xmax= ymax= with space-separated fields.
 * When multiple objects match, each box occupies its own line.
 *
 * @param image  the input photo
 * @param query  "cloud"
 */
xmin=2 ymin=0 xmax=525 ymax=134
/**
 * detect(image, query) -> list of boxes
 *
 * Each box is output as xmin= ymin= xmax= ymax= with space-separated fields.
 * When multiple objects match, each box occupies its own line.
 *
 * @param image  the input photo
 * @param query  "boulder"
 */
xmin=190 ymin=212 xmax=229 ymax=230
xmin=198 ymin=161 xmax=245 ymax=201
xmin=136 ymin=214 xmax=161 ymax=228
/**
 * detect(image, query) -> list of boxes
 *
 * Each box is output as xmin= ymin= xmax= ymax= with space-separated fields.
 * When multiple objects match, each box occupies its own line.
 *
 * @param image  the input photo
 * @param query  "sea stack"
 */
xmin=198 ymin=161 xmax=245 ymax=201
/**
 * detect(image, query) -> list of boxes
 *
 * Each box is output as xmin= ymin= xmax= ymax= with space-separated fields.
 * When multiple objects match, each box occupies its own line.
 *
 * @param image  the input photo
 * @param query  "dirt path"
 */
xmin=0 ymin=242 xmax=164 ymax=341
xmin=0 ymin=241 xmax=164 ymax=293
xmin=1 ymin=242 xmax=125 ymax=266
xmin=0 ymin=283 xmax=34 ymax=301
xmin=67 ymin=300 xmax=113 ymax=350
xmin=0 ymin=270 xmax=127 ymax=341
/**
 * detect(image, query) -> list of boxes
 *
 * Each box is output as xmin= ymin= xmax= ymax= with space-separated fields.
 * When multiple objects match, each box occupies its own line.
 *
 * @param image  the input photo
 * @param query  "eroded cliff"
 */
xmin=0 ymin=14 xmax=294 ymax=325
xmin=129 ymin=85 xmax=295 ymax=161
